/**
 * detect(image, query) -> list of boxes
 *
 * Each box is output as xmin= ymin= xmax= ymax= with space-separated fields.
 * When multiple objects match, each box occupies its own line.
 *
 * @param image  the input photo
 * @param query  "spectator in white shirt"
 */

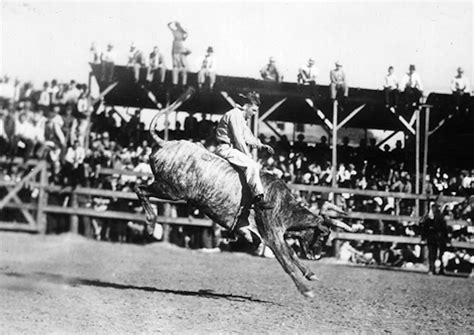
xmin=298 ymin=58 xmax=318 ymax=85
xmin=197 ymin=46 xmax=216 ymax=91
xmin=383 ymin=66 xmax=399 ymax=109
xmin=399 ymin=64 xmax=423 ymax=108
xmin=63 ymin=140 xmax=86 ymax=186
xmin=147 ymin=46 xmax=166 ymax=84
xmin=89 ymin=42 xmax=101 ymax=64
xmin=127 ymin=43 xmax=146 ymax=83
xmin=48 ymin=79 xmax=60 ymax=106
xmin=37 ymin=81 xmax=51 ymax=113
xmin=13 ymin=112 xmax=35 ymax=161
xmin=451 ymin=67 xmax=471 ymax=113
xmin=100 ymin=43 xmax=115 ymax=83
xmin=63 ymin=80 xmax=81 ymax=106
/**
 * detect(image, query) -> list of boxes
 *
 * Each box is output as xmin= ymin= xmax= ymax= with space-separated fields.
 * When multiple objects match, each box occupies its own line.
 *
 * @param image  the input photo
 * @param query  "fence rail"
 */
xmin=0 ymin=163 xmax=472 ymax=250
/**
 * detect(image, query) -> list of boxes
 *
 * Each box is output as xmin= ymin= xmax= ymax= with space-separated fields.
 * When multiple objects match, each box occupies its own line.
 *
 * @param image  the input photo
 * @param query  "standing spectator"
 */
xmin=297 ymin=58 xmax=318 ymax=85
xmin=63 ymin=140 xmax=86 ymax=186
xmin=184 ymin=111 xmax=199 ymax=141
xmin=260 ymin=57 xmax=282 ymax=82
xmin=329 ymin=61 xmax=348 ymax=103
xmin=49 ymin=79 xmax=60 ymax=106
xmin=37 ymin=81 xmax=51 ymax=114
xmin=101 ymin=43 xmax=115 ymax=84
xmin=420 ymin=202 xmax=449 ymax=275
xmin=197 ymin=46 xmax=217 ymax=91
xmin=450 ymin=67 xmax=471 ymax=113
xmin=127 ymin=43 xmax=146 ymax=83
xmin=89 ymin=42 xmax=101 ymax=64
xmin=72 ymin=85 xmax=92 ymax=147
xmin=63 ymin=80 xmax=81 ymax=106
xmin=383 ymin=66 xmax=398 ymax=108
xmin=147 ymin=46 xmax=166 ymax=85
xmin=168 ymin=21 xmax=190 ymax=86
xmin=399 ymin=64 xmax=423 ymax=108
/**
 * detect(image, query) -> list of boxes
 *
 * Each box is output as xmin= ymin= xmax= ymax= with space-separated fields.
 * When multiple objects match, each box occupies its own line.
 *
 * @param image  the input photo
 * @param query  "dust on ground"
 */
xmin=0 ymin=232 xmax=472 ymax=334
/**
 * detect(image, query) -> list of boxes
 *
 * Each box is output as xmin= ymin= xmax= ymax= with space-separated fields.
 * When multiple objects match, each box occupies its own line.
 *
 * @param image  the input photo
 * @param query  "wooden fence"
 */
xmin=0 ymin=162 xmax=472 ymax=250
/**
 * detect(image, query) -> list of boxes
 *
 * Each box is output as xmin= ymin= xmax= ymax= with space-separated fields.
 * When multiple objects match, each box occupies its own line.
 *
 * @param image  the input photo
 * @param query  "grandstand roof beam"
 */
xmin=220 ymin=91 xmax=238 ymax=109
xmin=389 ymin=107 xmax=415 ymax=135
xmin=259 ymin=98 xmax=287 ymax=122
xmin=305 ymin=98 xmax=332 ymax=135
xmin=336 ymin=104 xmax=366 ymax=131
xmin=376 ymin=130 xmax=400 ymax=148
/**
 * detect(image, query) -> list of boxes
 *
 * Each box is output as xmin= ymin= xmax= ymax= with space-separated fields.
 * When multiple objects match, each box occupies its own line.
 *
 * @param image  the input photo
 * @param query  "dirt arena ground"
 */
xmin=0 ymin=232 xmax=472 ymax=334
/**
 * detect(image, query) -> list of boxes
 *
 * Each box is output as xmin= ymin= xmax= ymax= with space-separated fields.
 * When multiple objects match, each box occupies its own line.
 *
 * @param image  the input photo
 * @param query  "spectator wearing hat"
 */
xmin=197 ymin=46 xmax=217 ymax=91
xmin=260 ymin=57 xmax=282 ymax=82
xmin=450 ymin=67 xmax=471 ymax=113
xmin=168 ymin=21 xmax=190 ymax=86
xmin=297 ymin=58 xmax=318 ymax=85
xmin=147 ymin=46 xmax=166 ymax=85
xmin=127 ymin=43 xmax=146 ymax=83
xmin=100 ymin=43 xmax=116 ymax=84
xmin=383 ymin=66 xmax=399 ymax=109
xmin=329 ymin=61 xmax=348 ymax=102
xmin=399 ymin=64 xmax=423 ymax=108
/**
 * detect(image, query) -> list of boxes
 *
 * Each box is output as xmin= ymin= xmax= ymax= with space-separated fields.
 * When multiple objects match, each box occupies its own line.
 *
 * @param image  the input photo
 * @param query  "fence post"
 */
xmin=162 ymin=203 xmax=171 ymax=242
xmin=70 ymin=191 xmax=79 ymax=234
xmin=36 ymin=161 xmax=48 ymax=234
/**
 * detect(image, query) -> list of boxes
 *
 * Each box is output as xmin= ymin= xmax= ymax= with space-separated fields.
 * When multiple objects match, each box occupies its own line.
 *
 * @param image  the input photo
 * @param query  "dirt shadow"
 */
xmin=2 ymin=271 xmax=277 ymax=305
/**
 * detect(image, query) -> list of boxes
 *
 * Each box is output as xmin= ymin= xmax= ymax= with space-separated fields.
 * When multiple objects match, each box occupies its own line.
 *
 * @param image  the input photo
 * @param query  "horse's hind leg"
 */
xmin=254 ymin=210 xmax=314 ymax=298
xmin=288 ymin=246 xmax=319 ymax=281
xmin=134 ymin=184 xmax=158 ymax=234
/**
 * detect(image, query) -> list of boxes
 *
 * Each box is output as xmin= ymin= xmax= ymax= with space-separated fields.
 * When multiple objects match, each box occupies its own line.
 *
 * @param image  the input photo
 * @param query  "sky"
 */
xmin=0 ymin=1 xmax=472 ymax=94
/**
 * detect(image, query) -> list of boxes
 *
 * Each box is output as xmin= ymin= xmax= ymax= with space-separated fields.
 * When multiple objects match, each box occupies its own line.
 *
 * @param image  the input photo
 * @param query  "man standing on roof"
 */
xmin=451 ymin=67 xmax=471 ymax=114
xmin=168 ymin=21 xmax=190 ymax=86
xmin=383 ymin=66 xmax=399 ymax=109
xmin=215 ymin=92 xmax=275 ymax=209
xmin=260 ymin=57 xmax=282 ymax=82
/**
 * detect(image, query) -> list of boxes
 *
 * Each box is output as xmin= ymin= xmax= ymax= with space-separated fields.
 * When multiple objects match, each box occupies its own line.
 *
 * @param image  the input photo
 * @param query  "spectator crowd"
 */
xmin=0 ymin=19 xmax=472 ymax=273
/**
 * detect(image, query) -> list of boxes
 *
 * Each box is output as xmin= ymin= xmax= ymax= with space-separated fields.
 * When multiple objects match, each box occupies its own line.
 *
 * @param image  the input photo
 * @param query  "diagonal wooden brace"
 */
xmin=0 ymin=161 xmax=46 ymax=210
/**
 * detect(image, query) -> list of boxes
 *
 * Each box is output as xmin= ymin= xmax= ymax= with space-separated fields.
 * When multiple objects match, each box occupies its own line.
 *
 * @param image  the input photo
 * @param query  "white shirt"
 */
xmin=65 ymin=146 xmax=85 ymax=166
xmin=101 ymin=50 xmax=115 ymax=63
xmin=399 ymin=72 xmax=423 ymax=91
xmin=15 ymin=118 xmax=36 ymax=140
xmin=38 ymin=90 xmax=50 ymax=106
xmin=384 ymin=73 xmax=398 ymax=90
xmin=451 ymin=75 xmax=471 ymax=93
xmin=0 ymin=117 xmax=6 ymax=139
xmin=300 ymin=65 xmax=318 ymax=83
xmin=199 ymin=54 xmax=216 ymax=71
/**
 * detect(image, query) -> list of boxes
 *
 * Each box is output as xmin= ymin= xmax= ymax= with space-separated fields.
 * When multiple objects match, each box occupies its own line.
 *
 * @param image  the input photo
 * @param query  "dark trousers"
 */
xmin=427 ymin=242 xmax=445 ymax=274
xmin=403 ymin=87 xmax=422 ymax=108
xmin=101 ymin=62 xmax=115 ymax=83
xmin=452 ymin=91 xmax=470 ymax=114
xmin=384 ymin=88 xmax=399 ymax=108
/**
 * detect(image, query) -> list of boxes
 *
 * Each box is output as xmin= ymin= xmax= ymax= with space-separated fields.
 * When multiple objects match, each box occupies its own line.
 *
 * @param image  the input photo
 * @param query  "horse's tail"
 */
xmin=148 ymin=87 xmax=195 ymax=147
xmin=149 ymin=110 xmax=165 ymax=147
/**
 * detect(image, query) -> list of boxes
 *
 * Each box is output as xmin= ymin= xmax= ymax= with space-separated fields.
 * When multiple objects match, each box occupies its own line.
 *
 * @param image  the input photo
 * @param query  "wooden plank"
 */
xmin=333 ymin=232 xmax=422 ymax=244
xmin=43 ymin=205 xmax=213 ymax=227
xmin=0 ymin=161 xmax=45 ymax=209
xmin=346 ymin=211 xmax=417 ymax=222
xmin=337 ymin=104 xmax=365 ymax=130
xmin=0 ymin=222 xmax=38 ymax=233
xmin=289 ymin=184 xmax=466 ymax=202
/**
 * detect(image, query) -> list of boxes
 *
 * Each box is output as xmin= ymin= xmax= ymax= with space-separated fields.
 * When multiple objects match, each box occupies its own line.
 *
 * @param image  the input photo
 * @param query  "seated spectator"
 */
xmin=127 ymin=43 xmax=146 ymax=83
xmin=450 ymin=67 xmax=471 ymax=113
xmin=399 ymin=64 xmax=423 ymax=108
xmin=198 ymin=113 xmax=214 ymax=141
xmin=49 ymin=79 xmax=60 ymax=106
xmin=168 ymin=21 xmax=190 ymax=86
xmin=12 ymin=111 xmax=36 ymax=162
xmin=100 ymin=43 xmax=115 ymax=83
xmin=63 ymin=80 xmax=81 ymax=106
xmin=383 ymin=66 xmax=398 ymax=109
xmin=329 ymin=61 xmax=348 ymax=103
xmin=297 ymin=58 xmax=318 ymax=85
xmin=147 ymin=46 xmax=166 ymax=85
xmin=260 ymin=57 xmax=282 ymax=82
xmin=197 ymin=46 xmax=216 ymax=91
xmin=184 ymin=111 xmax=199 ymax=141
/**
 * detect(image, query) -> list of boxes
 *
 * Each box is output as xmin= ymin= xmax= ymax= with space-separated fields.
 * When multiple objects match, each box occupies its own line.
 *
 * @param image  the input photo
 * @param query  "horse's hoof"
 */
xmin=307 ymin=273 xmax=319 ymax=281
xmin=303 ymin=290 xmax=315 ymax=299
